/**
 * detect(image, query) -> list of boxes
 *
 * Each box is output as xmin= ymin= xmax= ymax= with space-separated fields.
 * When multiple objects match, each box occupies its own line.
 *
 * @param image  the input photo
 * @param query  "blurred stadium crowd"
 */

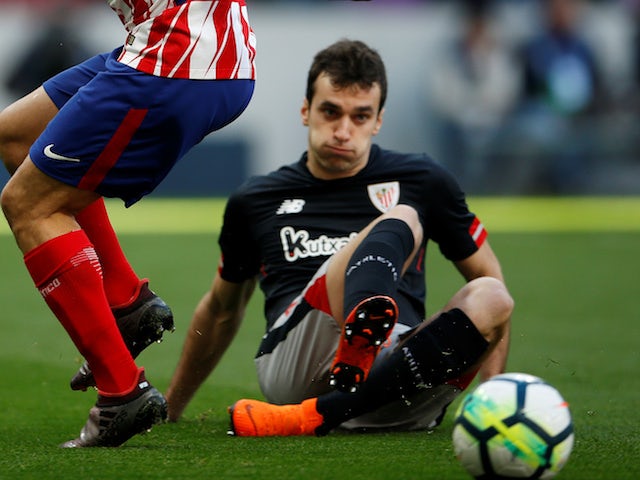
xmin=0 ymin=0 xmax=638 ymax=195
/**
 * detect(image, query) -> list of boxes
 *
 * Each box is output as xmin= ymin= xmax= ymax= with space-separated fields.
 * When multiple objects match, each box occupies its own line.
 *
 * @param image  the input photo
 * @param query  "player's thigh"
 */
xmin=2 ymin=50 xmax=111 ymax=143
xmin=0 ymin=87 xmax=58 ymax=172
xmin=0 ymin=51 xmax=108 ymax=173
xmin=30 ymin=59 xmax=253 ymax=206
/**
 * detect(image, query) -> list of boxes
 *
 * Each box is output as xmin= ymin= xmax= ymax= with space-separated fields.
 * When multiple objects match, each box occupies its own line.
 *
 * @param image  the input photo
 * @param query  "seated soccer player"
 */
xmin=165 ymin=39 xmax=513 ymax=436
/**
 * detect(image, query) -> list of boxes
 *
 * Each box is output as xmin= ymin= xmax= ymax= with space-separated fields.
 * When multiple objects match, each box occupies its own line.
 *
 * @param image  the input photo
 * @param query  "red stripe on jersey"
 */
xmin=134 ymin=16 xmax=172 ymax=75
xmin=212 ymin=3 xmax=234 ymax=75
xmin=303 ymin=274 xmax=332 ymax=316
xmin=114 ymin=1 xmax=255 ymax=80
xmin=159 ymin=6 xmax=193 ymax=77
xmin=239 ymin=6 xmax=256 ymax=78
xmin=414 ymin=246 xmax=425 ymax=273
xmin=131 ymin=0 xmax=152 ymax=25
xmin=469 ymin=217 xmax=487 ymax=247
xmin=78 ymin=109 xmax=148 ymax=191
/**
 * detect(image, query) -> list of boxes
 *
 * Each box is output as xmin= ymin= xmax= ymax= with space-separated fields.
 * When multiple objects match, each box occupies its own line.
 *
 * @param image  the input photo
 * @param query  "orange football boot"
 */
xmin=329 ymin=295 xmax=398 ymax=393
xmin=228 ymin=398 xmax=323 ymax=437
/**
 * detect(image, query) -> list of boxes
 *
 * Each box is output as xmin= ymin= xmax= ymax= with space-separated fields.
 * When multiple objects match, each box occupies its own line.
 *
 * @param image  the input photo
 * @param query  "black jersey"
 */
xmin=219 ymin=144 xmax=486 ymax=327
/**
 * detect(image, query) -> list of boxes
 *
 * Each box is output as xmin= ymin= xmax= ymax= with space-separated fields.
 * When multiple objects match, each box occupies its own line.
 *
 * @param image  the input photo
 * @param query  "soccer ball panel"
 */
xmin=524 ymin=383 xmax=572 ymax=434
xmin=452 ymin=425 xmax=485 ymax=478
xmin=452 ymin=373 xmax=574 ymax=479
xmin=488 ymin=434 xmax=540 ymax=478
xmin=546 ymin=434 xmax=574 ymax=478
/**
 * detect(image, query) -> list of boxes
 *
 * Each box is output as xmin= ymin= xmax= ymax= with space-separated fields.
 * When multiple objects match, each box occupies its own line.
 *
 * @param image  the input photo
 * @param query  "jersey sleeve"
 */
xmin=425 ymin=162 xmax=487 ymax=262
xmin=217 ymin=191 xmax=261 ymax=283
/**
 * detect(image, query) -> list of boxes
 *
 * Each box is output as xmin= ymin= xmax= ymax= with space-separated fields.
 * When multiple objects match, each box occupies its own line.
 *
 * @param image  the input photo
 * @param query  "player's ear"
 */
xmin=372 ymin=108 xmax=384 ymax=136
xmin=301 ymin=98 xmax=310 ymax=126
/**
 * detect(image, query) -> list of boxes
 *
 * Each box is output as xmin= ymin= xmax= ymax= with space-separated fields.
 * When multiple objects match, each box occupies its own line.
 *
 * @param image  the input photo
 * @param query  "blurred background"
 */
xmin=0 ymin=0 xmax=638 ymax=197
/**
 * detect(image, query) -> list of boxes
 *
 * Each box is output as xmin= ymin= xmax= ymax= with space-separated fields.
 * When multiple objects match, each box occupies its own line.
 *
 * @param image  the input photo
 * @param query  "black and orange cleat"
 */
xmin=329 ymin=295 xmax=398 ymax=393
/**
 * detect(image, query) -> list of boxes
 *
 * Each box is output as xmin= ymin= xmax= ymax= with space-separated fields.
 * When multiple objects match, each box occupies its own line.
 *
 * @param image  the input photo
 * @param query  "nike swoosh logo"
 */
xmin=43 ymin=144 xmax=81 ymax=162
xmin=244 ymin=404 xmax=259 ymax=434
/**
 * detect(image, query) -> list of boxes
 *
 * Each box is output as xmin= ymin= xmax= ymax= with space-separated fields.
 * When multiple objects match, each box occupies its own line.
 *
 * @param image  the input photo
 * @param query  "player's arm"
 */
xmin=166 ymin=274 xmax=257 ymax=422
xmin=454 ymin=240 xmax=512 ymax=381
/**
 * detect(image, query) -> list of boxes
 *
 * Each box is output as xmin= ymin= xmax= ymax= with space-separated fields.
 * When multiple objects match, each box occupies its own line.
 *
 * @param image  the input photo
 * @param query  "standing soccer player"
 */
xmin=166 ymin=39 xmax=512 ymax=436
xmin=0 ymin=0 xmax=256 ymax=447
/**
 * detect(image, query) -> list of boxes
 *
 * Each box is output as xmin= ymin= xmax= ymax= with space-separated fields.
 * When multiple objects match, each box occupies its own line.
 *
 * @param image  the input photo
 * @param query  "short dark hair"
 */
xmin=306 ymin=39 xmax=387 ymax=111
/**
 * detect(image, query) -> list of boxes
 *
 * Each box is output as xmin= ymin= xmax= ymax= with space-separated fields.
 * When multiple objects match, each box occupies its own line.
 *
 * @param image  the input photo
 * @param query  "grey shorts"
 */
xmin=254 ymin=262 xmax=464 ymax=431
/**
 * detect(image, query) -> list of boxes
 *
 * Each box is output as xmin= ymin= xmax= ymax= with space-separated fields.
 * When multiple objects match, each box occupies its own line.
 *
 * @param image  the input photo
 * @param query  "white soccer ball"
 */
xmin=452 ymin=372 xmax=574 ymax=479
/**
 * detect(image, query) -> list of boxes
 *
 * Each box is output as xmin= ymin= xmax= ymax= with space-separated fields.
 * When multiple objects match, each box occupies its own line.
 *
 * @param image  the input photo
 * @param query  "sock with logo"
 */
xmin=343 ymin=218 xmax=415 ymax=317
xmin=23 ymin=230 xmax=138 ymax=394
xmin=315 ymin=309 xmax=489 ymax=434
xmin=75 ymin=198 xmax=142 ymax=308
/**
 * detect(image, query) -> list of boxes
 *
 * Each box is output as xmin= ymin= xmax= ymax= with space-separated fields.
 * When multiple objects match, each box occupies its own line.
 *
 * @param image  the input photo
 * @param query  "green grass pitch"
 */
xmin=0 ymin=197 xmax=638 ymax=479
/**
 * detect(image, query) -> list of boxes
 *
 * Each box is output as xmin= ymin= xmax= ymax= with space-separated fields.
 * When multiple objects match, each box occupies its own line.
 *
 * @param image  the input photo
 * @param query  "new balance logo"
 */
xmin=43 ymin=144 xmax=81 ymax=163
xmin=276 ymin=199 xmax=305 ymax=215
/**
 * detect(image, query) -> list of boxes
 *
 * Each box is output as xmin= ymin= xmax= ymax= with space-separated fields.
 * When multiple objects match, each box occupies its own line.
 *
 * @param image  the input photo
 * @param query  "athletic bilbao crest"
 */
xmin=367 ymin=181 xmax=399 ymax=213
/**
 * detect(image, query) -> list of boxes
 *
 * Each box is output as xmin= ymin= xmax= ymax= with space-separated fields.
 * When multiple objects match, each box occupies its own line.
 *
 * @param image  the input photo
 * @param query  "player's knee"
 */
xmin=464 ymin=276 xmax=514 ymax=332
xmin=484 ymin=276 xmax=513 ymax=322
xmin=384 ymin=204 xmax=423 ymax=246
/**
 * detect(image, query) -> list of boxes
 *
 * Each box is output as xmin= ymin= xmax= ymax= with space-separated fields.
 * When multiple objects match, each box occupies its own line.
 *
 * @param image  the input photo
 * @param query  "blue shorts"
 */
xmin=32 ymin=48 xmax=255 ymax=206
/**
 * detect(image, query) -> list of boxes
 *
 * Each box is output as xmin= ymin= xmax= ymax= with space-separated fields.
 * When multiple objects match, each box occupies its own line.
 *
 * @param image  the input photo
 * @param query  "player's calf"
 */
xmin=70 ymin=282 xmax=174 ymax=391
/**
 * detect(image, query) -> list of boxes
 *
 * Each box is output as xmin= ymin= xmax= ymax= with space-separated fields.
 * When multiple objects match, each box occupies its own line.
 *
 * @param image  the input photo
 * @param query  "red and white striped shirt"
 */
xmin=107 ymin=0 xmax=256 ymax=80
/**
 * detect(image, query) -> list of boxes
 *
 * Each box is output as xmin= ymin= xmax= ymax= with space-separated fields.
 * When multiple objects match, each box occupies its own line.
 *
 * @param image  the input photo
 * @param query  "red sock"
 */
xmin=24 ymin=230 xmax=138 ymax=395
xmin=76 ymin=198 xmax=141 ymax=308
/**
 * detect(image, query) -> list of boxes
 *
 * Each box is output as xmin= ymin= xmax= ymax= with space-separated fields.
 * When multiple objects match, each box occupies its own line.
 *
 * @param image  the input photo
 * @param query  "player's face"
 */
xmin=302 ymin=73 xmax=384 ymax=180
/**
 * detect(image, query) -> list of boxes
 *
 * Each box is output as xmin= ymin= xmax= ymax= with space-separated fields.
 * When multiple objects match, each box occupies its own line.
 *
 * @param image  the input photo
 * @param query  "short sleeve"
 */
xmin=217 ymin=191 xmax=261 ymax=282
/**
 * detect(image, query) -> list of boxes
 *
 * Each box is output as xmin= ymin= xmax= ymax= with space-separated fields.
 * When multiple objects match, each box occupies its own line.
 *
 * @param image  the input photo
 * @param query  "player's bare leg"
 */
xmin=0 ymin=86 xmax=58 ymax=174
xmin=0 ymin=89 xmax=174 ymax=391
xmin=1 ymin=160 xmax=167 ymax=446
